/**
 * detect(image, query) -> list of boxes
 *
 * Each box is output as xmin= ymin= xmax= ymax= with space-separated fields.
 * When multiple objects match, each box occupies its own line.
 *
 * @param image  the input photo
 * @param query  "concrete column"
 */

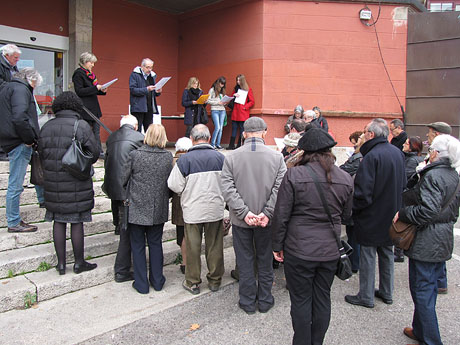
xmin=68 ymin=0 xmax=93 ymax=90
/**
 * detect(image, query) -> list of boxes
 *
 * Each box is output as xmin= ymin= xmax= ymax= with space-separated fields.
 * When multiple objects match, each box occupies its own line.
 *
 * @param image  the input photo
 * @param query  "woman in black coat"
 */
xmin=394 ymin=134 xmax=460 ymax=345
xmin=272 ymin=128 xmax=353 ymax=345
xmin=39 ymin=92 xmax=99 ymax=275
xmin=72 ymin=52 xmax=106 ymax=158
xmin=123 ymin=124 xmax=173 ymax=294
xmin=402 ymin=136 xmax=424 ymax=181
xmin=182 ymin=77 xmax=206 ymax=138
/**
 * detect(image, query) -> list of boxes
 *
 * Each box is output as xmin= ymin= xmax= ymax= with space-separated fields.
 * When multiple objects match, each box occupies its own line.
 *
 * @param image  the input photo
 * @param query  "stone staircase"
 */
xmin=0 ymin=158 xmax=233 ymax=313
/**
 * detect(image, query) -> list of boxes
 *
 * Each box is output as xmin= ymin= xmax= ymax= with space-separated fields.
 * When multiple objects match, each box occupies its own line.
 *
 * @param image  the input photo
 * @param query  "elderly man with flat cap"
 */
xmin=221 ymin=117 xmax=287 ymax=314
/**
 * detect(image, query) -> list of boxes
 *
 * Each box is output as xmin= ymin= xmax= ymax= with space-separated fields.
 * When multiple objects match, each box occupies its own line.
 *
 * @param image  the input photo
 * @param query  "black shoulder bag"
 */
xmin=62 ymin=120 xmax=94 ymax=180
xmin=305 ymin=164 xmax=353 ymax=280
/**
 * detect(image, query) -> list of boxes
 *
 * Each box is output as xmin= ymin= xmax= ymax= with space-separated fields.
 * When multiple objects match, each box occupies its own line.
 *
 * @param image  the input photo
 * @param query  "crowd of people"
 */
xmin=1 ymin=44 xmax=460 ymax=345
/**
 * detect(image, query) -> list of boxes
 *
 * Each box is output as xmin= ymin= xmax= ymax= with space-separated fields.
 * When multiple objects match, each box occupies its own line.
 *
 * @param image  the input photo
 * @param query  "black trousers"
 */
xmin=113 ymin=200 xmax=131 ymax=275
xmin=284 ymin=252 xmax=338 ymax=345
xmin=87 ymin=119 xmax=103 ymax=154
xmin=132 ymin=112 xmax=153 ymax=133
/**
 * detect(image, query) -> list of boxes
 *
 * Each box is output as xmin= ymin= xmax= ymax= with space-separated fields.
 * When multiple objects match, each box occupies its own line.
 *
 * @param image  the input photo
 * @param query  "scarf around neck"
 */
xmin=80 ymin=66 xmax=98 ymax=86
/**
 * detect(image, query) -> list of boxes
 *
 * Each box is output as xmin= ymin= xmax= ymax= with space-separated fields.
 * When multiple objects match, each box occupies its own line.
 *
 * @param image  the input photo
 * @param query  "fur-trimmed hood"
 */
xmin=132 ymin=66 xmax=156 ymax=78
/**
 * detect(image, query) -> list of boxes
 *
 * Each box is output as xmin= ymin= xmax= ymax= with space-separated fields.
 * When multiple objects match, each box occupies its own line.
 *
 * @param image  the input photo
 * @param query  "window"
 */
xmin=430 ymin=2 xmax=454 ymax=11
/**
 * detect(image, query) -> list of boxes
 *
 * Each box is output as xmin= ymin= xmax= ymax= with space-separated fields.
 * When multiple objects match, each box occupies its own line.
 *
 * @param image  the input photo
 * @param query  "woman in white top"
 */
xmin=207 ymin=76 xmax=227 ymax=149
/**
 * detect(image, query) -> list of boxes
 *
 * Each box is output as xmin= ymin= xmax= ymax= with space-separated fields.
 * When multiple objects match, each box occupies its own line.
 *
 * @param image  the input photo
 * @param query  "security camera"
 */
xmin=30 ymin=37 xmax=37 ymax=42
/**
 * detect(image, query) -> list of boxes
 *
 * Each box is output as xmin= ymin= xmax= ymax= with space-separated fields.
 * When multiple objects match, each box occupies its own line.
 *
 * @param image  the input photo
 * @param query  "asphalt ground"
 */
xmin=82 ymin=233 xmax=460 ymax=345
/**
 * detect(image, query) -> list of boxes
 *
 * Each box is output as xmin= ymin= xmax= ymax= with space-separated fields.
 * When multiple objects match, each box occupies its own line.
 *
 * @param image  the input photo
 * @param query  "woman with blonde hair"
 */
xmin=228 ymin=74 xmax=255 ymax=149
xmin=182 ymin=77 xmax=207 ymax=138
xmin=123 ymin=124 xmax=173 ymax=294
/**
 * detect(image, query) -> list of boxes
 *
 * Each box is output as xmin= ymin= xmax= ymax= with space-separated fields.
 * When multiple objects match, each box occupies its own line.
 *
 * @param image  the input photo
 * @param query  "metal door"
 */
xmin=405 ymin=11 xmax=460 ymax=139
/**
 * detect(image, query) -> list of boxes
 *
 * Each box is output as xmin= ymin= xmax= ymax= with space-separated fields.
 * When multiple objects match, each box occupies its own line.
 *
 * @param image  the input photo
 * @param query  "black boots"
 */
xmin=227 ymin=136 xmax=236 ymax=150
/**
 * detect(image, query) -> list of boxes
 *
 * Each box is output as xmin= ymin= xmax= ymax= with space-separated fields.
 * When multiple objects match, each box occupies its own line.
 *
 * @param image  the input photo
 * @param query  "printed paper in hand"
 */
xmin=154 ymin=77 xmax=171 ymax=90
xmin=101 ymin=78 xmax=118 ymax=89
xmin=274 ymin=138 xmax=285 ymax=151
xmin=234 ymin=89 xmax=248 ymax=105
xmin=221 ymin=95 xmax=234 ymax=103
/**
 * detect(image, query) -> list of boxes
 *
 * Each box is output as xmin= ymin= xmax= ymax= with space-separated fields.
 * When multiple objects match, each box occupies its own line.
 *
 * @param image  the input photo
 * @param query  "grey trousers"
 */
xmin=358 ymin=245 xmax=394 ymax=304
xmin=232 ymin=224 xmax=274 ymax=311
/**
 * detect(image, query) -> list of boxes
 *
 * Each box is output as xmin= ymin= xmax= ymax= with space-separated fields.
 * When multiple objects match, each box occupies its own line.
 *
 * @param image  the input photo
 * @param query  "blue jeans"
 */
xmin=437 ymin=262 xmax=447 ymax=289
xmin=6 ymin=144 xmax=32 ymax=227
xmin=35 ymin=185 xmax=45 ymax=204
xmin=409 ymin=258 xmax=444 ymax=345
xmin=211 ymin=110 xmax=226 ymax=147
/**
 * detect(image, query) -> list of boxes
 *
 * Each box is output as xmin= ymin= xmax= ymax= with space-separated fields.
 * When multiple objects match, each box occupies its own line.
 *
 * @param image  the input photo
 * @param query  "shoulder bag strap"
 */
xmin=72 ymin=120 xmax=79 ymax=140
xmin=82 ymin=106 xmax=113 ymax=135
xmin=441 ymin=178 xmax=460 ymax=212
xmin=305 ymin=164 xmax=343 ymax=251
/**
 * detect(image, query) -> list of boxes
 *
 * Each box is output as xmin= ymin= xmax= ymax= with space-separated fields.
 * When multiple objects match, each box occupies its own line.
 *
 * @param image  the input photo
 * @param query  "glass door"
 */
xmin=0 ymin=43 xmax=64 ymax=114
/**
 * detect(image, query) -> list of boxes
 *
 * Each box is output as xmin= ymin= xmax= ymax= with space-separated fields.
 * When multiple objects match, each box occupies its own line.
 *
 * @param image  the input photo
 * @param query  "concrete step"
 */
xmin=0 ymin=195 xmax=112 ymax=228
xmin=0 ymin=181 xmax=106 ymax=207
xmin=0 ymin=158 xmax=104 ymax=176
xmin=0 ymin=231 xmax=234 ymax=313
xmin=0 ymin=220 xmax=183 ymax=278
xmin=0 ymin=213 xmax=178 ymax=252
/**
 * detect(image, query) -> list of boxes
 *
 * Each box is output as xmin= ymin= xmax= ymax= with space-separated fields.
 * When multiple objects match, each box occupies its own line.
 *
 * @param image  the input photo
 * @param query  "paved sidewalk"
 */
xmin=2 ymin=232 xmax=459 ymax=345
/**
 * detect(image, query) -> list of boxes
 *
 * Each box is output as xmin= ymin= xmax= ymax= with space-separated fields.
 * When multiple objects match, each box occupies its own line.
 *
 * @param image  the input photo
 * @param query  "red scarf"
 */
xmin=80 ymin=66 xmax=98 ymax=86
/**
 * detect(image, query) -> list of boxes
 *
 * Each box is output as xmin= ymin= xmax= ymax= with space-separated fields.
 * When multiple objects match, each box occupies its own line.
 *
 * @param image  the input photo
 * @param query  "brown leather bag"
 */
xmin=389 ymin=220 xmax=416 ymax=250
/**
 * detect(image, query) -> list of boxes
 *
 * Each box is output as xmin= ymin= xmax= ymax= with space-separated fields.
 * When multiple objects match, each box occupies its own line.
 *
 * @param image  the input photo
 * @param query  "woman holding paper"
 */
xmin=207 ymin=76 xmax=228 ymax=149
xmin=228 ymin=74 xmax=255 ymax=150
xmin=181 ymin=77 xmax=207 ymax=138
xmin=72 ymin=52 xmax=106 ymax=158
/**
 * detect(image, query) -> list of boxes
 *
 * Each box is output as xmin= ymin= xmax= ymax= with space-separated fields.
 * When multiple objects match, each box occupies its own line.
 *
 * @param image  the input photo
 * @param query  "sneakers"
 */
xmin=182 ymin=280 xmax=200 ymax=295
xmin=8 ymin=221 xmax=37 ymax=233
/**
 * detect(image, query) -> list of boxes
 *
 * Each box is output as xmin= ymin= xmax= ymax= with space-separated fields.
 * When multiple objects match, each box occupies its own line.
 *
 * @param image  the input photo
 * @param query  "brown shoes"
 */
xmin=8 ymin=221 xmax=38 ymax=233
xmin=403 ymin=327 xmax=418 ymax=341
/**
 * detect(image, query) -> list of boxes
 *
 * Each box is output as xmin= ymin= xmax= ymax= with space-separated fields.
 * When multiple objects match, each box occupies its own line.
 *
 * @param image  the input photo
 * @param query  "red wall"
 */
xmin=261 ymin=1 xmax=408 ymax=144
xmin=1 ymin=0 xmax=68 ymax=36
xmin=92 ymin=0 xmax=179 ymax=141
xmin=177 ymin=0 xmax=264 ymax=142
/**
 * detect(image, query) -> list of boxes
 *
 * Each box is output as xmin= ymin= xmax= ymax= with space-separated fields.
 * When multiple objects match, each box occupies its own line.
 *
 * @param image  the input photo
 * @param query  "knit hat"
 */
xmin=430 ymin=134 xmax=460 ymax=172
xmin=427 ymin=122 xmax=452 ymax=135
xmin=298 ymin=128 xmax=337 ymax=152
xmin=244 ymin=117 xmax=267 ymax=132
xmin=283 ymin=133 xmax=301 ymax=147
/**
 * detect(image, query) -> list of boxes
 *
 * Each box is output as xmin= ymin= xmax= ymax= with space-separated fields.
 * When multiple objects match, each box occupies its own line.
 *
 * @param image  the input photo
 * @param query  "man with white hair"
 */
xmin=129 ymin=58 xmax=162 ymax=133
xmin=103 ymin=114 xmax=144 ymax=282
xmin=0 ymin=67 xmax=42 ymax=233
xmin=0 ymin=44 xmax=22 ymax=160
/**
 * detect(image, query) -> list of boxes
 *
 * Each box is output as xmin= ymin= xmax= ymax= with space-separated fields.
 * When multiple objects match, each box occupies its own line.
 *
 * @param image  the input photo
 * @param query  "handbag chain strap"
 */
xmin=305 ymin=164 xmax=345 ymax=255
xmin=82 ymin=106 xmax=113 ymax=135
xmin=72 ymin=120 xmax=80 ymax=140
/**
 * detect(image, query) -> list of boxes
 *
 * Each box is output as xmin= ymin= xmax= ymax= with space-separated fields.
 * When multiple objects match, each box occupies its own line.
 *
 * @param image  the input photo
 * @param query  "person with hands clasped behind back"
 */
xmin=227 ymin=74 xmax=255 ymax=150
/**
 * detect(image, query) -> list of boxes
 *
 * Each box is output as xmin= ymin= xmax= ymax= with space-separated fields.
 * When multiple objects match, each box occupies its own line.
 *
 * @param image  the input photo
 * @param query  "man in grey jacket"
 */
xmin=168 ymin=124 xmax=225 ymax=295
xmin=221 ymin=117 xmax=287 ymax=314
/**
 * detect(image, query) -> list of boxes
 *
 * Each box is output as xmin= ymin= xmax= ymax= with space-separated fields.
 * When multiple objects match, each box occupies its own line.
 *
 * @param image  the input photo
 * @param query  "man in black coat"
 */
xmin=0 ymin=44 xmax=21 ymax=161
xmin=103 ymin=114 xmax=144 ymax=282
xmin=389 ymin=119 xmax=407 ymax=151
xmin=0 ymin=68 xmax=42 ymax=233
xmin=345 ymin=118 xmax=406 ymax=308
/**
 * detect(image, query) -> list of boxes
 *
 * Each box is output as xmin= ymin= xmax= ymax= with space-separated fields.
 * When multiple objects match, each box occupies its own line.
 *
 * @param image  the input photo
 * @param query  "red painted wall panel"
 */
xmin=1 ymin=0 xmax=68 ymax=36
xmin=92 ymin=0 xmax=179 ymax=141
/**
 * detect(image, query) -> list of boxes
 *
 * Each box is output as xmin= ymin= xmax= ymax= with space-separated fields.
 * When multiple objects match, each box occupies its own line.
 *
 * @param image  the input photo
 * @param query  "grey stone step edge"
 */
xmin=0 ymin=158 xmax=105 ymax=175
xmin=0 ymin=221 xmax=181 ymax=278
xmin=0 ymin=232 xmax=234 ymax=313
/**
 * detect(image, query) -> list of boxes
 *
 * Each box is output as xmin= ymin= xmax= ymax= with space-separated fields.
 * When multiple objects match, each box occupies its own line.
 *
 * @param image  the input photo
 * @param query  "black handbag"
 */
xmin=62 ymin=120 xmax=94 ymax=181
xmin=30 ymin=150 xmax=44 ymax=186
xmin=200 ymin=105 xmax=209 ymax=125
xmin=305 ymin=164 xmax=353 ymax=280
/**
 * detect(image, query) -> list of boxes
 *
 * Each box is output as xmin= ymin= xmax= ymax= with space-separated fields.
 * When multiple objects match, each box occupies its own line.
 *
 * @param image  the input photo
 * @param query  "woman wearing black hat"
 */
xmin=272 ymin=128 xmax=353 ymax=345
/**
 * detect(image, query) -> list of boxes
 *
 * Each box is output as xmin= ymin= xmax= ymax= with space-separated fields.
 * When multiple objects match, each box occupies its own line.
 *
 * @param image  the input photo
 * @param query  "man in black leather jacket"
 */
xmin=103 ymin=114 xmax=144 ymax=282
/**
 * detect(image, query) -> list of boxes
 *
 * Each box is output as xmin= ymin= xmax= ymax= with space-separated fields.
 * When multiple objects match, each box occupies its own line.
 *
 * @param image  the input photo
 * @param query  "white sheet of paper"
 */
xmin=154 ymin=77 xmax=171 ymax=90
xmin=221 ymin=95 xmax=234 ymax=103
xmin=234 ymin=89 xmax=248 ymax=105
xmin=101 ymin=78 xmax=118 ymax=89
xmin=274 ymin=138 xmax=285 ymax=151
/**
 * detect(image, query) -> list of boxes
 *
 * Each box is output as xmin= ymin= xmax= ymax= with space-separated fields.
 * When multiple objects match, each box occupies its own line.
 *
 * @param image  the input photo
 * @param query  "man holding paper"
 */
xmin=129 ymin=58 xmax=162 ymax=133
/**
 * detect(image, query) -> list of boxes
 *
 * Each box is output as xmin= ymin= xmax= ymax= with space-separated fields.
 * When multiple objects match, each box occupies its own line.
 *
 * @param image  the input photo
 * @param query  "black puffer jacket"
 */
xmin=399 ymin=158 xmax=460 ymax=262
xmin=404 ymin=151 xmax=424 ymax=181
xmin=0 ymin=78 xmax=39 ymax=152
xmin=340 ymin=152 xmax=362 ymax=177
xmin=103 ymin=124 xmax=144 ymax=200
xmin=272 ymin=162 xmax=353 ymax=261
xmin=38 ymin=110 xmax=99 ymax=213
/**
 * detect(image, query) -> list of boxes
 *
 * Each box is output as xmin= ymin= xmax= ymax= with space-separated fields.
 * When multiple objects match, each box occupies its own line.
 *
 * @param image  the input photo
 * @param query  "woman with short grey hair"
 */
xmin=72 ymin=51 xmax=107 ymax=159
xmin=15 ymin=67 xmax=43 ymax=87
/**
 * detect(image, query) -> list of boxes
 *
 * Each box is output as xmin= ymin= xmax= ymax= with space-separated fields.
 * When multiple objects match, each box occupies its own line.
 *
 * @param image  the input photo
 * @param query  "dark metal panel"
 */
xmin=408 ymin=11 xmax=460 ymax=43
xmin=126 ymin=0 xmax=222 ymax=14
xmin=407 ymin=40 xmax=460 ymax=71
xmin=405 ymin=12 xmax=460 ymax=139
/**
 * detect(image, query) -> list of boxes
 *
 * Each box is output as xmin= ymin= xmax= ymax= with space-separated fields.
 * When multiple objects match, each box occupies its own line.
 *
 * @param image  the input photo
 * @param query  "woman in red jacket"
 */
xmin=227 ymin=74 xmax=255 ymax=149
